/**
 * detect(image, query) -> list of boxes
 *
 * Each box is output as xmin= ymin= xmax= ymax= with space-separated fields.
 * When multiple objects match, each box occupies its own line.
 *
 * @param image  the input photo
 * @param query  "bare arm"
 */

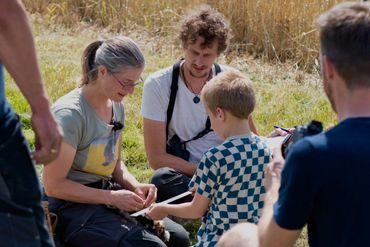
xmin=258 ymin=189 xmax=300 ymax=247
xmin=112 ymin=135 xmax=157 ymax=208
xmin=143 ymin=118 xmax=196 ymax=176
xmin=258 ymin=150 xmax=301 ymax=247
xmin=112 ymin=135 xmax=141 ymax=191
xmin=0 ymin=0 xmax=62 ymax=164
xmin=43 ymin=142 xmax=113 ymax=205
xmin=43 ymin=141 xmax=144 ymax=212
xmin=146 ymin=192 xmax=210 ymax=220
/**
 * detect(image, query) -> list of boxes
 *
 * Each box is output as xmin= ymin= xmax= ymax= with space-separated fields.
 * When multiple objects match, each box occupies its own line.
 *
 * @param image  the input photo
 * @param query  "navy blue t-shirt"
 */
xmin=0 ymin=64 xmax=16 ymax=143
xmin=273 ymin=117 xmax=370 ymax=247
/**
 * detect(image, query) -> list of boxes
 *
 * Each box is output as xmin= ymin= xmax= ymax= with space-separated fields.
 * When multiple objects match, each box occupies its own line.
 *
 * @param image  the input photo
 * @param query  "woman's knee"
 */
xmin=150 ymin=167 xmax=174 ymax=187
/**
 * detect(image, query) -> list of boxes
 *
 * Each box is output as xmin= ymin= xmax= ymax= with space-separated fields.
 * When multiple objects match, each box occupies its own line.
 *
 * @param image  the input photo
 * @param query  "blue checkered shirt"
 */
xmin=189 ymin=134 xmax=271 ymax=247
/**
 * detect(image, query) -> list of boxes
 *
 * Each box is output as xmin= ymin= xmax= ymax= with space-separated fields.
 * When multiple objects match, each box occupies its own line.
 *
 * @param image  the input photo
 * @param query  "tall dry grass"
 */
xmin=24 ymin=0 xmax=343 ymax=70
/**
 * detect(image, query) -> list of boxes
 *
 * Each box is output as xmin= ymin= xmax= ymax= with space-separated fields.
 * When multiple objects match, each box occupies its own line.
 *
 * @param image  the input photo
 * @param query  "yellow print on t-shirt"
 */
xmin=83 ymin=136 xmax=119 ymax=176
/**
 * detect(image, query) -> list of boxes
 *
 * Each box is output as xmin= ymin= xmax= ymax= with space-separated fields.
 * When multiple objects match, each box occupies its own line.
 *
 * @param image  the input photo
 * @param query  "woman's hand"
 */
xmin=146 ymin=204 xmax=168 ymax=220
xmin=134 ymin=183 xmax=157 ymax=207
xmin=110 ymin=189 xmax=144 ymax=212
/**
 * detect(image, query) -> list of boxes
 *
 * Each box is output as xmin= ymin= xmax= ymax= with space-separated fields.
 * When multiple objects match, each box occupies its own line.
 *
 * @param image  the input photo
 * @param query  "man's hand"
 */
xmin=146 ymin=204 xmax=168 ymax=220
xmin=134 ymin=183 xmax=157 ymax=207
xmin=110 ymin=189 xmax=145 ymax=212
xmin=31 ymin=109 xmax=63 ymax=164
xmin=264 ymin=148 xmax=285 ymax=192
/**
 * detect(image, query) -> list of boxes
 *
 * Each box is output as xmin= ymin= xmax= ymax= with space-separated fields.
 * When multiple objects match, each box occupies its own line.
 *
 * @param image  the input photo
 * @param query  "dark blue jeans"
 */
xmin=0 ymin=115 xmax=54 ymax=247
xmin=49 ymin=200 xmax=189 ymax=247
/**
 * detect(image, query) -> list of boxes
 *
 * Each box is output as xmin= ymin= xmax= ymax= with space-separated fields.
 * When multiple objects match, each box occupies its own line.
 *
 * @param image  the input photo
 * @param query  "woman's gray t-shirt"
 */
xmin=52 ymin=88 xmax=125 ymax=184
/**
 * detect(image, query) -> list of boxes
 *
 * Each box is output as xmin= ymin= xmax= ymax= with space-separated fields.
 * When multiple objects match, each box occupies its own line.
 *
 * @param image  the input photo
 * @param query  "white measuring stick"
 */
xmin=130 ymin=190 xmax=192 ymax=217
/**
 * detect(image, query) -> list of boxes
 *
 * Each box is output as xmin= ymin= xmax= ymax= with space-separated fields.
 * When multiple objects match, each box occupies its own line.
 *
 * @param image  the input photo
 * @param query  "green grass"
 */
xmin=4 ymin=20 xmax=336 ymax=246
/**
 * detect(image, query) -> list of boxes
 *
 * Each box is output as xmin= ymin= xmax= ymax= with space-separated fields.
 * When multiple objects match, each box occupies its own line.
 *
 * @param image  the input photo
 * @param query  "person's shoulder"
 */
xmin=203 ymin=139 xmax=237 ymax=161
xmin=201 ymin=143 xmax=225 ymax=163
xmin=53 ymin=88 xmax=80 ymax=108
xmin=218 ymin=64 xmax=240 ymax=73
xmin=52 ymin=89 xmax=84 ymax=118
xmin=144 ymin=65 xmax=174 ymax=87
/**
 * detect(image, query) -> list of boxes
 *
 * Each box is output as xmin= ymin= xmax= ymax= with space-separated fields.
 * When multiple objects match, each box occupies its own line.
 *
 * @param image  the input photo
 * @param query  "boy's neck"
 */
xmin=222 ymin=117 xmax=252 ymax=140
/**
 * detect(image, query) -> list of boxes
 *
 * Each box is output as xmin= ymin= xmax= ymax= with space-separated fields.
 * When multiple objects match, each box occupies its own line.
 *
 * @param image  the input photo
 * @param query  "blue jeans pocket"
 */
xmin=0 ymin=212 xmax=41 ymax=247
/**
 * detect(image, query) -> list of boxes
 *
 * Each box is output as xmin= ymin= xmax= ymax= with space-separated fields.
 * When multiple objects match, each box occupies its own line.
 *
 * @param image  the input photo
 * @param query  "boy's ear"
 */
xmin=216 ymin=107 xmax=225 ymax=121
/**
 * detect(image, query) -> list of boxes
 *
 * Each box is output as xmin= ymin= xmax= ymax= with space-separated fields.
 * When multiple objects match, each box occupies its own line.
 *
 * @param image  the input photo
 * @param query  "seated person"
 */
xmin=218 ymin=223 xmax=259 ymax=247
xmin=147 ymin=71 xmax=271 ymax=247
xmin=141 ymin=5 xmax=258 ymax=204
xmin=43 ymin=36 xmax=189 ymax=247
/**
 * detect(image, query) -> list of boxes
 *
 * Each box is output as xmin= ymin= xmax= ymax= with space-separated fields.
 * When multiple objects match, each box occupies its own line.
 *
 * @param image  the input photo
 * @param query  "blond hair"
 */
xmin=201 ymin=71 xmax=255 ymax=119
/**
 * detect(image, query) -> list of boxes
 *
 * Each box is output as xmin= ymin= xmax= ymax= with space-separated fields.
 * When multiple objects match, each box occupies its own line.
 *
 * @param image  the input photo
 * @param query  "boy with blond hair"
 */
xmin=147 ymin=71 xmax=271 ymax=247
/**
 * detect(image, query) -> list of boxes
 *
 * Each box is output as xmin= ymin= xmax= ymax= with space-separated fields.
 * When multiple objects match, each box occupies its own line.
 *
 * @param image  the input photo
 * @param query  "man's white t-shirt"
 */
xmin=141 ymin=62 xmax=235 ymax=163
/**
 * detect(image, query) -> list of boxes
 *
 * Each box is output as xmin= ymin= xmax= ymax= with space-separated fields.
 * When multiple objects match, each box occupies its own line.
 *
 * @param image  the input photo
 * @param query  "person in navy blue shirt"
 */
xmin=258 ymin=2 xmax=370 ymax=247
xmin=0 ymin=0 xmax=62 ymax=246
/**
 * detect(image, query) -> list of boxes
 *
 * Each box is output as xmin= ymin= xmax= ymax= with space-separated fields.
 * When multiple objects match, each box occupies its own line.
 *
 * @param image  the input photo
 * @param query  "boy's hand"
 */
xmin=189 ymin=187 xmax=196 ymax=197
xmin=146 ymin=204 xmax=168 ymax=220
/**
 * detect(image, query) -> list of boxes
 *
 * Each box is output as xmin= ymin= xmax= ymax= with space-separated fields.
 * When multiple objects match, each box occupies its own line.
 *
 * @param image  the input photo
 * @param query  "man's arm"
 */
xmin=0 ymin=0 xmax=62 ymax=164
xmin=258 ymin=184 xmax=301 ymax=247
xmin=143 ymin=118 xmax=196 ymax=176
xmin=258 ymin=151 xmax=301 ymax=247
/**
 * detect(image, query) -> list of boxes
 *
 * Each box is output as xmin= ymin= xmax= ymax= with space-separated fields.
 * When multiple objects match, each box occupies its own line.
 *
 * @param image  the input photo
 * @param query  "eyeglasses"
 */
xmin=112 ymin=74 xmax=143 ymax=88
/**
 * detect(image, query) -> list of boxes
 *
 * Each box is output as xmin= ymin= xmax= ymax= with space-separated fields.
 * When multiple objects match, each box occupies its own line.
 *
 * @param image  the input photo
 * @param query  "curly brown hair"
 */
xmin=179 ymin=5 xmax=232 ymax=54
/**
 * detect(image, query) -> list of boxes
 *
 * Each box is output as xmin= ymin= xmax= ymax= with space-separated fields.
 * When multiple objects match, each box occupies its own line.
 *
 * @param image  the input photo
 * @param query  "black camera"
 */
xmin=281 ymin=120 xmax=323 ymax=158
xmin=166 ymin=134 xmax=190 ymax=161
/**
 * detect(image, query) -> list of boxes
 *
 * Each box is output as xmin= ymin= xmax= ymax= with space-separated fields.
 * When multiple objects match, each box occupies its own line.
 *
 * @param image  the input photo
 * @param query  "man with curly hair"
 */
xmin=141 ymin=5 xmax=258 ymax=204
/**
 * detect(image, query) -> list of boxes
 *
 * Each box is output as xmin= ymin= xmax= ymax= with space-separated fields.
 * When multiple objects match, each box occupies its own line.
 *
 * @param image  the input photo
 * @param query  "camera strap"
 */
xmin=166 ymin=60 xmax=221 ymax=144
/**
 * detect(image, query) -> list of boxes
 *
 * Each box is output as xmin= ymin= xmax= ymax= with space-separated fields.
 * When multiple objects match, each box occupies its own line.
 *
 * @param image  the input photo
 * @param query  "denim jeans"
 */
xmin=0 ymin=114 xmax=54 ymax=247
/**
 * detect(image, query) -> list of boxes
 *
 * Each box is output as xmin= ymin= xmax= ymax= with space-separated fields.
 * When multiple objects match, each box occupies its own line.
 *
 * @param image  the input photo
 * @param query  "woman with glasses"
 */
xmin=43 ymin=36 xmax=189 ymax=247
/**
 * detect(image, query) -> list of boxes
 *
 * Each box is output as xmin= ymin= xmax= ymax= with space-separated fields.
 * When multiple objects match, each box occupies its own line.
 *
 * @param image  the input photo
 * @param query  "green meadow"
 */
xmin=4 ymin=8 xmax=337 ymax=245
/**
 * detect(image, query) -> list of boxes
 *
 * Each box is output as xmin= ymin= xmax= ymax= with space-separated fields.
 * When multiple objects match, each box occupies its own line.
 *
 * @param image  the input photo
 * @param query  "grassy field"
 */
xmin=4 ymin=7 xmax=338 ymax=245
xmin=23 ymin=0 xmax=345 ymax=71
